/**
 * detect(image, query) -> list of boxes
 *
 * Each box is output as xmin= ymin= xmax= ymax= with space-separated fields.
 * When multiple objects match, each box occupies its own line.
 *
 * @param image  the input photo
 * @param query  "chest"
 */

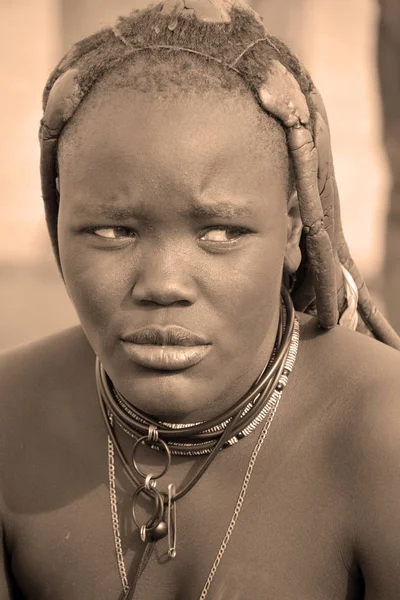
xmin=9 ymin=433 xmax=361 ymax=600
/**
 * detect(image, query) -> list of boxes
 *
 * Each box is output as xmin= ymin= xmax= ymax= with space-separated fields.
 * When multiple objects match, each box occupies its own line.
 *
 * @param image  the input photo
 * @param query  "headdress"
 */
xmin=39 ymin=0 xmax=400 ymax=349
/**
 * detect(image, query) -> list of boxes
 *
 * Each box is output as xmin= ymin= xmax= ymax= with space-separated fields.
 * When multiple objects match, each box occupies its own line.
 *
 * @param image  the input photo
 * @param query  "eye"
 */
xmin=91 ymin=226 xmax=136 ymax=239
xmin=200 ymin=227 xmax=249 ymax=243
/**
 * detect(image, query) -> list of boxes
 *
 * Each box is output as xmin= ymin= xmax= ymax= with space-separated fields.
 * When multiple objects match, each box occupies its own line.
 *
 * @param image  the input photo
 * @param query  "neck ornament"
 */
xmin=97 ymin=288 xmax=300 ymax=598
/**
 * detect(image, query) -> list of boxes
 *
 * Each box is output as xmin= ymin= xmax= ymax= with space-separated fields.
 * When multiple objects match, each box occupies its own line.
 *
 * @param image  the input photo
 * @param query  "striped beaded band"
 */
xmin=97 ymin=288 xmax=298 ymax=456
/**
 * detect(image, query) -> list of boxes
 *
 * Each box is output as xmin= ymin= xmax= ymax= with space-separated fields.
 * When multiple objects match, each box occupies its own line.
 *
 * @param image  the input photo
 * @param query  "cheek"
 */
xmin=58 ymin=222 xmax=286 ymax=356
xmin=62 ymin=260 xmax=129 ymax=335
xmin=212 ymin=239 xmax=285 ymax=348
xmin=58 ymin=230 xmax=130 ymax=344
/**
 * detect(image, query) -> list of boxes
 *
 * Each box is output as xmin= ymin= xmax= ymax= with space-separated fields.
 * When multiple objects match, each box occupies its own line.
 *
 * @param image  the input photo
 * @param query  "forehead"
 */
xmin=58 ymin=88 xmax=289 ymax=213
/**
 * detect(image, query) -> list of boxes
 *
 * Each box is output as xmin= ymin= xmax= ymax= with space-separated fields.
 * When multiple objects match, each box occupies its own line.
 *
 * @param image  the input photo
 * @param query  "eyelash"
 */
xmin=87 ymin=226 xmax=136 ymax=239
xmin=86 ymin=225 xmax=251 ymax=243
xmin=200 ymin=226 xmax=251 ymax=243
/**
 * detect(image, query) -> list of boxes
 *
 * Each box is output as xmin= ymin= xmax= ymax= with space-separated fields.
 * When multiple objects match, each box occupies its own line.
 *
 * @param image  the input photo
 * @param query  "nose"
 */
xmin=131 ymin=244 xmax=197 ymax=306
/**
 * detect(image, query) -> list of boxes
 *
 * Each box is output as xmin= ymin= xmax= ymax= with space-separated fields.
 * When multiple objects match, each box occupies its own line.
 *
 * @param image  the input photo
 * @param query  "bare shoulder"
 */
xmin=297 ymin=312 xmax=400 ymax=415
xmin=0 ymin=326 xmax=95 ymax=406
xmin=0 ymin=328 xmax=101 ymax=520
xmin=298 ymin=314 xmax=400 ymax=593
xmin=0 ymin=325 xmax=93 ymax=373
xmin=295 ymin=312 xmax=400 ymax=490
xmin=0 ymin=327 xmax=97 ymax=456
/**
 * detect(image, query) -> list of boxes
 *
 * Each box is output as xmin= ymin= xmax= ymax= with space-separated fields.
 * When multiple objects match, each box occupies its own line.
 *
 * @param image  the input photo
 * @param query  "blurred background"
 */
xmin=1 ymin=0 xmax=399 ymax=352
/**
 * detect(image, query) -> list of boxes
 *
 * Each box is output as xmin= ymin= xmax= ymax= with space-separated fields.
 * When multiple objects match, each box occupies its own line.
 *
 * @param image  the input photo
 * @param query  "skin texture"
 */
xmin=1 ymin=86 xmax=400 ymax=600
xmin=57 ymin=88 xmax=301 ymax=422
xmin=1 ymin=318 xmax=400 ymax=600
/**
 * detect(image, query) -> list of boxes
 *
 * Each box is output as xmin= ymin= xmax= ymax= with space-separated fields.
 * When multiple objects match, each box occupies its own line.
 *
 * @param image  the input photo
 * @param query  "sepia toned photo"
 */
xmin=1 ymin=1 xmax=399 ymax=598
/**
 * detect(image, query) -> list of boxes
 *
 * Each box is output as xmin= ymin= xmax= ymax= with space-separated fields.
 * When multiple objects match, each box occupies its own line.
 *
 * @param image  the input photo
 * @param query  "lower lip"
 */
xmin=121 ymin=343 xmax=211 ymax=371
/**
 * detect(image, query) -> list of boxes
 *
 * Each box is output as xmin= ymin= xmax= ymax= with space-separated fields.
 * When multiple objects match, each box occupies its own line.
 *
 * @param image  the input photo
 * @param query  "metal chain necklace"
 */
xmin=199 ymin=316 xmax=298 ymax=597
xmin=98 ymin=288 xmax=294 ymax=462
xmin=108 ymin=429 xmax=130 ymax=596
xmin=99 ymin=292 xmax=294 ymax=550
xmin=103 ymin=305 xmax=300 ymax=599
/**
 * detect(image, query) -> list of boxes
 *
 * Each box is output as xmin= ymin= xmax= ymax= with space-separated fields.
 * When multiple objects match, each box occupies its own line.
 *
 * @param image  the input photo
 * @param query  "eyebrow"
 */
xmin=97 ymin=204 xmax=144 ymax=221
xmin=73 ymin=201 xmax=147 ymax=221
xmin=188 ymin=203 xmax=253 ymax=219
xmin=79 ymin=199 xmax=253 ymax=221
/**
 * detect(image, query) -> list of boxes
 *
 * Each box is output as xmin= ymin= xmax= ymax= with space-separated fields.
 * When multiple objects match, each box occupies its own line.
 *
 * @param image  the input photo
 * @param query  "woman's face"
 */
xmin=57 ymin=88 xmax=297 ymax=421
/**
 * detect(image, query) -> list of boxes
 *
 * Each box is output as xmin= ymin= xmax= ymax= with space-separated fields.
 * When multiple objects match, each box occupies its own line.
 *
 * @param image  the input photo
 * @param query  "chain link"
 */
xmin=198 ymin=318 xmax=300 ymax=599
xmin=198 ymin=405 xmax=278 ymax=599
xmin=107 ymin=318 xmax=299 ymax=598
xmin=108 ymin=430 xmax=130 ymax=596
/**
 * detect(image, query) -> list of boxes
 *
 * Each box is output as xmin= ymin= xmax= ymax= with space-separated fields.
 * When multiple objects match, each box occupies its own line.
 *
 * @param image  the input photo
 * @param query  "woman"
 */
xmin=1 ymin=1 xmax=399 ymax=598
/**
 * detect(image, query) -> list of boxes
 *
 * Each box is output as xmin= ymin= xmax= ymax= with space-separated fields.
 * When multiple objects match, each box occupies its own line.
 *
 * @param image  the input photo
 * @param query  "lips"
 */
xmin=121 ymin=325 xmax=211 ymax=371
xmin=122 ymin=325 xmax=209 ymax=347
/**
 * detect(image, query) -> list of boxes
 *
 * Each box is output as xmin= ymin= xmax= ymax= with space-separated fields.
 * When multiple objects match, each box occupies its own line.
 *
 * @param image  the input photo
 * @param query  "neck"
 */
xmin=97 ymin=299 xmax=298 ymax=465
xmin=140 ymin=307 xmax=283 ymax=426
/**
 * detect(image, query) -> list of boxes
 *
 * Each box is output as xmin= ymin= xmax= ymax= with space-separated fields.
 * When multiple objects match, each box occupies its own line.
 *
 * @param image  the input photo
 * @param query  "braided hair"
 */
xmin=39 ymin=0 xmax=400 ymax=349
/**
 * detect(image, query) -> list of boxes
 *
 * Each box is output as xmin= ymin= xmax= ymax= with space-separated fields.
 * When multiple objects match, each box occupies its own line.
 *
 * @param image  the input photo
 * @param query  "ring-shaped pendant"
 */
xmin=131 ymin=484 xmax=165 ymax=535
xmin=132 ymin=436 xmax=172 ymax=480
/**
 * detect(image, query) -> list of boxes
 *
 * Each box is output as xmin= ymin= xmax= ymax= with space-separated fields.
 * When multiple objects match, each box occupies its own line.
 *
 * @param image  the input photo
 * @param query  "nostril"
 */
xmin=139 ymin=297 xmax=192 ymax=308
xmin=131 ymin=269 xmax=197 ymax=306
xmin=132 ymin=281 xmax=196 ymax=306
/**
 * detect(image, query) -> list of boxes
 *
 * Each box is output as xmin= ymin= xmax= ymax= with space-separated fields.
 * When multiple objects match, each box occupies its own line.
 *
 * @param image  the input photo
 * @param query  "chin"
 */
xmin=114 ymin=367 xmax=217 ymax=422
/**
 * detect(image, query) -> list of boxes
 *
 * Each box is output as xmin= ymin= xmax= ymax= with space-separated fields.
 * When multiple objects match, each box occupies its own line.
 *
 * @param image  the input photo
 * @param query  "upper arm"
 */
xmin=0 ymin=519 xmax=21 ymax=600
xmin=1 ymin=534 xmax=13 ymax=600
xmin=0 ymin=365 xmax=24 ymax=600
xmin=352 ymin=385 xmax=400 ymax=599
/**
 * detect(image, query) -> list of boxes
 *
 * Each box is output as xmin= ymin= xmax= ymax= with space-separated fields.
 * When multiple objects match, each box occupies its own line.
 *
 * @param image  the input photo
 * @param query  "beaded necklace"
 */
xmin=97 ymin=288 xmax=300 ymax=598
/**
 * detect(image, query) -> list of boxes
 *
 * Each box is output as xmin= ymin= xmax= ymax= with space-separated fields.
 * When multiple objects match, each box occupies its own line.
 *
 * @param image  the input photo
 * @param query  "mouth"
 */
xmin=121 ymin=343 xmax=211 ymax=371
xmin=121 ymin=325 xmax=212 ymax=371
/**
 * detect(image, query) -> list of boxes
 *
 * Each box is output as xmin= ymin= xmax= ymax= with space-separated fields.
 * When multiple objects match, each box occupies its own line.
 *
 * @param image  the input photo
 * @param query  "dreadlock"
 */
xmin=39 ymin=0 xmax=400 ymax=349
